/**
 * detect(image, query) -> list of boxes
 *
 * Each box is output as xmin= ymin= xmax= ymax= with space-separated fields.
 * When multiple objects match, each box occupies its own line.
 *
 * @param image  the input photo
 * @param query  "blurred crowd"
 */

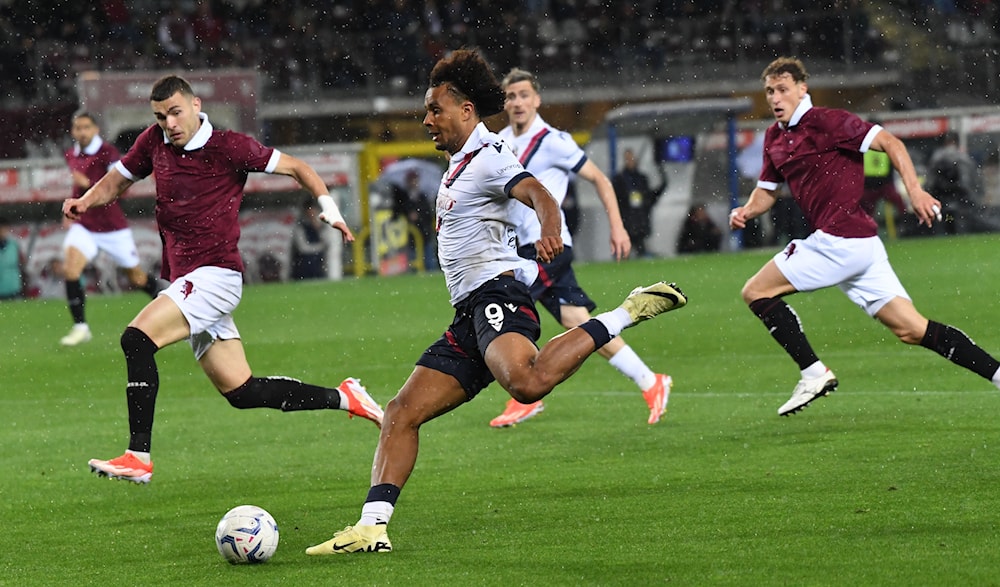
xmin=3 ymin=0 xmax=993 ymax=109
xmin=1 ymin=0 xmax=997 ymax=160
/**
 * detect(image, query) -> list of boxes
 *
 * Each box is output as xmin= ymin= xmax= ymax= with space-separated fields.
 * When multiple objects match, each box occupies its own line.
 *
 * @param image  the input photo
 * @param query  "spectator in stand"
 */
xmin=612 ymin=148 xmax=663 ymax=258
xmin=191 ymin=2 xmax=225 ymax=64
xmin=156 ymin=6 xmax=194 ymax=65
xmin=861 ymin=140 xmax=906 ymax=221
xmin=391 ymin=169 xmax=437 ymax=271
xmin=0 ymin=216 xmax=25 ymax=300
xmin=99 ymin=0 xmax=138 ymax=46
xmin=291 ymin=197 xmax=331 ymax=280
xmin=924 ymin=131 xmax=982 ymax=234
xmin=677 ymin=204 xmax=722 ymax=254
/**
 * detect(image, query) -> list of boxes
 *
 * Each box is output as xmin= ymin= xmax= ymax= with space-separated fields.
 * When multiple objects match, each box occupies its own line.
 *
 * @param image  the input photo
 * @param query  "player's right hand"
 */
xmin=728 ymin=207 xmax=747 ymax=230
xmin=62 ymin=198 xmax=87 ymax=220
xmin=534 ymin=235 xmax=563 ymax=264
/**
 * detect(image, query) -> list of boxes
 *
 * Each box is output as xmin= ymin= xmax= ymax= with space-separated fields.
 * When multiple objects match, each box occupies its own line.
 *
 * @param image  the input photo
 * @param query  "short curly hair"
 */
xmin=761 ymin=57 xmax=809 ymax=83
xmin=429 ymin=48 xmax=504 ymax=118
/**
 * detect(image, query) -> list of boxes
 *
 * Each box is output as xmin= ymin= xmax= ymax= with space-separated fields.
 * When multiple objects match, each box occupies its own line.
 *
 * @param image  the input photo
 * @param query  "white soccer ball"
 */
xmin=215 ymin=505 xmax=280 ymax=564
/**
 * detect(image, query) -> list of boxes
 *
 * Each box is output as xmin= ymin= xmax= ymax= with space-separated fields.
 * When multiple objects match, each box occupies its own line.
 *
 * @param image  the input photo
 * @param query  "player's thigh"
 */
xmin=62 ymin=224 xmax=98 ymax=277
xmin=159 ymin=266 xmax=242 ymax=346
xmin=63 ymin=224 xmax=98 ymax=258
xmin=199 ymin=338 xmax=252 ymax=393
xmin=742 ymin=259 xmax=796 ymax=301
xmin=123 ymin=265 xmax=148 ymax=286
xmin=62 ymin=245 xmax=89 ymax=278
xmin=129 ymin=295 xmax=191 ymax=348
xmin=837 ymin=238 xmax=910 ymax=317
xmin=483 ymin=331 xmax=544 ymax=391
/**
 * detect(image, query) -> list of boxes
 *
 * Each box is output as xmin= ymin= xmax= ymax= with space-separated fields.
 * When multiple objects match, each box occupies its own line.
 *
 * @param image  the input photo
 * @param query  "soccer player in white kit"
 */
xmin=491 ymin=68 xmax=674 ymax=427
xmin=305 ymin=48 xmax=687 ymax=556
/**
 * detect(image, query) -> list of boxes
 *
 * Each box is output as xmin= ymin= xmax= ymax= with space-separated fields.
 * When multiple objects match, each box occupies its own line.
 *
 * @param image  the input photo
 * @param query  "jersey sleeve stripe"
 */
xmin=504 ymin=171 xmax=533 ymax=196
xmin=860 ymin=125 xmax=882 ymax=153
xmin=114 ymin=160 xmax=140 ymax=181
xmin=264 ymin=149 xmax=281 ymax=174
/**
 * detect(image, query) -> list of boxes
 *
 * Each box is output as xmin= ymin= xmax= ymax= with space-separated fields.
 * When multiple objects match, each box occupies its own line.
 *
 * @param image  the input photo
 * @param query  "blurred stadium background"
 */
xmin=2 ymin=0 xmax=999 ymax=293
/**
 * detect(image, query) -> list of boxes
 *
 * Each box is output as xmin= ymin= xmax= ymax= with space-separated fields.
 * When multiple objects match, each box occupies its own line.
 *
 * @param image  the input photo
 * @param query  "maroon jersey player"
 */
xmin=59 ymin=111 xmax=162 ymax=346
xmin=729 ymin=57 xmax=1000 ymax=416
xmin=63 ymin=75 xmax=383 ymax=484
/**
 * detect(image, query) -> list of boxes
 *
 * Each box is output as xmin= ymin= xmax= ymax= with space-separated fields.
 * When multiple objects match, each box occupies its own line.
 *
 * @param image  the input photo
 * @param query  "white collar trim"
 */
xmin=75 ymin=134 xmax=104 ymax=156
xmin=163 ymin=112 xmax=213 ymax=151
xmin=783 ymin=93 xmax=813 ymax=129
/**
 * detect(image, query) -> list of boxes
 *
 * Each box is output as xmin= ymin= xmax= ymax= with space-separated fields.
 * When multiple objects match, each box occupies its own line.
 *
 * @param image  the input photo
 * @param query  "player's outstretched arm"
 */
xmin=577 ymin=159 xmax=631 ymax=260
xmin=728 ymin=187 xmax=777 ymax=230
xmin=870 ymin=129 xmax=942 ymax=227
xmin=63 ymin=167 xmax=132 ymax=220
xmin=273 ymin=152 xmax=355 ymax=242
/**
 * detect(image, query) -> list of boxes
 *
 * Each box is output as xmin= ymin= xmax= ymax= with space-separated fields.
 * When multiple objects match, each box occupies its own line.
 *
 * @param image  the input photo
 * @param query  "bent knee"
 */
xmin=503 ymin=378 xmax=555 ymax=404
xmin=882 ymin=320 xmax=926 ymax=345
xmin=894 ymin=328 xmax=926 ymax=345
xmin=383 ymin=396 xmax=428 ymax=430
xmin=741 ymin=279 xmax=774 ymax=305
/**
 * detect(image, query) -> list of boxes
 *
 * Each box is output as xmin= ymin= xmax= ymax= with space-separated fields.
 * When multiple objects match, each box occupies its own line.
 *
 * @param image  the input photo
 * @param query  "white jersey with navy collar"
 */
xmin=498 ymin=115 xmax=587 ymax=247
xmin=435 ymin=122 xmax=539 ymax=306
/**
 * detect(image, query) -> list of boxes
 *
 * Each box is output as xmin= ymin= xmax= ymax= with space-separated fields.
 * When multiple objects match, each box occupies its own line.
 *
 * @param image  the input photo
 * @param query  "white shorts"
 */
xmin=63 ymin=224 xmax=141 ymax=269
xmin=161 ymin=266 xmax=243 ymax=359
xmin=774 ymin=230 xmax=910 ymax=317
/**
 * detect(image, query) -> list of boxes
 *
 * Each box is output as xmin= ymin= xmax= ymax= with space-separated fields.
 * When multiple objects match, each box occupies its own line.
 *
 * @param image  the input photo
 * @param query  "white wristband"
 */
xmin=317 ymin=194 xmax=345 ymax=226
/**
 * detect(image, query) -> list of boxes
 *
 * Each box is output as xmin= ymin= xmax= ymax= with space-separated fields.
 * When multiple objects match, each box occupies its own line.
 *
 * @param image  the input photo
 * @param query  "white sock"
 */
xmin=992 ymin=367 xmax=1000 ymax=390
xmin=125 ymin=449 xmax=151 ymax=464
xmin=801 ymin=361 xmax=828 ymax=380
xmin=607 ymin=345 xmax=657 ymax=390
xmin=594 ymin=308 xmax=632 ymax=338
xmin=359 ymin=501 xmax=394 ymax=526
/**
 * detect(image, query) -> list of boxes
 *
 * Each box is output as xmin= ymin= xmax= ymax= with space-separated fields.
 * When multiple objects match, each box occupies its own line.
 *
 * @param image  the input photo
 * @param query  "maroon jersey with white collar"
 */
xmin=760 ymin=106 xmax=879 ymax=238
xmin=64 ymin=137 xmax=130 ymax=233
xmin=116 ymin=118 xmax=277 ymax=280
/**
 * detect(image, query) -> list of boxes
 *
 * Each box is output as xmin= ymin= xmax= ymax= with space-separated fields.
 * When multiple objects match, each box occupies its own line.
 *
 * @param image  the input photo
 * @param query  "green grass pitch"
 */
xmin=2 ymin=234 xmax=999 ymax=586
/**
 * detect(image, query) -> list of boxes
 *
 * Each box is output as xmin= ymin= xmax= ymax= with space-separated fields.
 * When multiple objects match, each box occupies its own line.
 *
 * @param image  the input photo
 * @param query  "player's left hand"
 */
xmin=909 ymin=188 xmax=942 ymax=227
xmin=317 ymin=195 xmax=355 ymax=242
xmin=609 ymin=226 xmax=631 ymax=261
xmin=329 ymin=220 xmax=355 ymax=243
xmin=534 ymin=235 xmax=563 ymax=264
